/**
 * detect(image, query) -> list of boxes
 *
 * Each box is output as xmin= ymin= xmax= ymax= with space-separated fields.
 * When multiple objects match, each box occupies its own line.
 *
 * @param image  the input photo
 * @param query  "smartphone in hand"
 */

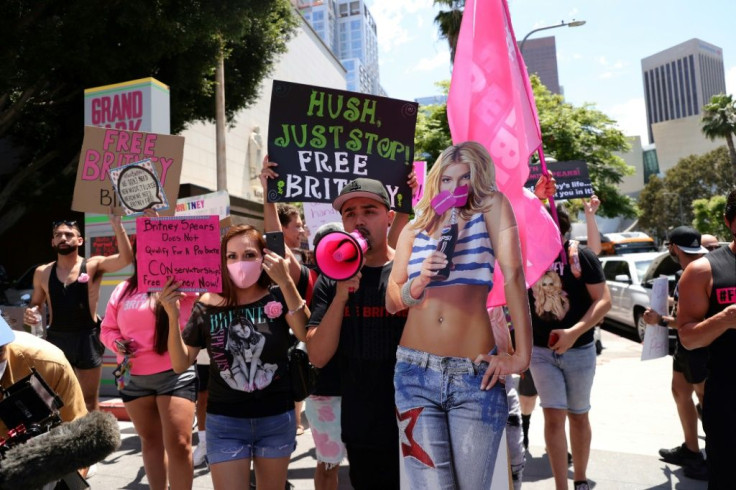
xmin=264 ymin=231 xmax=286 ymax=257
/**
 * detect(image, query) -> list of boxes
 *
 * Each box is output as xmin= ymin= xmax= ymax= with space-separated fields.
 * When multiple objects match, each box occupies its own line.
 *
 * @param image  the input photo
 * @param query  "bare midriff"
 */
xmin=399 ymin=284 xmax=496 ymax=358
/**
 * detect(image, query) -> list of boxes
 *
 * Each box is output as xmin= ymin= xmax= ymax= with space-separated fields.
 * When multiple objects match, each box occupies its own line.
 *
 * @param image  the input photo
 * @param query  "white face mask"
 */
xmin=227 ymin=260 xmax=263 ymax=289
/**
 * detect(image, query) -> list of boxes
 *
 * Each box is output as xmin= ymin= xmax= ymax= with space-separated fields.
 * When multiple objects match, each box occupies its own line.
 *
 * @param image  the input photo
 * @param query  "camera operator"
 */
xmin=0 ymin=315 xmax=87 ymax=438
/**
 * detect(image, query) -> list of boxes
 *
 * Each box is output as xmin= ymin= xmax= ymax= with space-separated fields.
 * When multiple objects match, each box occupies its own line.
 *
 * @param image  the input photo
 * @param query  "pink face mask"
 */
xmin=227 ymin=260 xmax=263 ymax=289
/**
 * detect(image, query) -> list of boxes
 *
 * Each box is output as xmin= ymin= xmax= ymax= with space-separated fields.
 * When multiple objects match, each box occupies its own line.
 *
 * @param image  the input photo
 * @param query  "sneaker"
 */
xmin=573 ymin=480 xmax=590 ymax=490
xmin=684 ymin=459 xmax=709 ymax=481
xmin=193 ymin=442 xmax=207 ymax=467
xmin=659 ymin=443 xmax=703 ymax=466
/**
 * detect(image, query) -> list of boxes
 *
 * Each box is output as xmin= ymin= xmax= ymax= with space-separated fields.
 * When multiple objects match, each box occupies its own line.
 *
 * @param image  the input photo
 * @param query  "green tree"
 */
xmin=414 ymin=82 xmax=452 ymax=163
xmin=692 ymin=195 xmax=729 ymax=240
xmin=701 ymin=93 xmax=736 ymax=178
xmin=433 ymin=0 xmax=464 ymax=63
xmin=0 ymin=1 xmax=297 ymax=234
xmin=637 ymin=175 xmax=671 ymax=241
xmin=413 ymin=76 xmax=636 ymax=217
xmin=530 ymin=77 xmax=636 ymax=218
xmin=638 ymin=146 xmax=736 ymax=238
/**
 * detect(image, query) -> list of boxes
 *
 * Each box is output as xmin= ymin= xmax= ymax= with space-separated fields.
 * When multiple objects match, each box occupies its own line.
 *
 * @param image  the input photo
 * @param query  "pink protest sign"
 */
xmin=412 ymin=161 xmax=426 ymax=207
xmin=135 ymin=215 xmax=221 ymax=292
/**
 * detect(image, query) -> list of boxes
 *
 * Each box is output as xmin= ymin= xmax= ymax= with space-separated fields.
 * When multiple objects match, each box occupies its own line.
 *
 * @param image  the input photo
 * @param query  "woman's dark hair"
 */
xmin=120 ymin=242 xmax=170 ymax=355
xmin=219 ymin=225 xmax=272 ymax=307
xmin=556 ymin=205 xmax=571 ymax=236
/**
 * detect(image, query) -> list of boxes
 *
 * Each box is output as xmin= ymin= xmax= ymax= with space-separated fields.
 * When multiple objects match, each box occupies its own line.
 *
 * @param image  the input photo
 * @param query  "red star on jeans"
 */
xmin=396 ymin=407 xmax=434 ymax=468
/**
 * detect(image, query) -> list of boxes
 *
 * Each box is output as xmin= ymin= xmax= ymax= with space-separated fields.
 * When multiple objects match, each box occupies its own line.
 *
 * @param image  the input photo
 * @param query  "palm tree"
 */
xmin=433 ymin=0 xmax=464 ymax=64
xmin=701 ymin=93 xmax=736 ymax=178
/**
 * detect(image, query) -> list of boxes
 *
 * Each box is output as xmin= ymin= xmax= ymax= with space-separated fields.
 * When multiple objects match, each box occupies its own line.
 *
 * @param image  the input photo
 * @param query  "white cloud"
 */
xmin=407 ymin=51 xmax=451 ymax=74
xmin=366 ymin=0 xmax=429 ymax=51
xmin=726 ymin=65 xmax=736 ymax=94
xmin=606 ymin=97 xmax=649 ymax=143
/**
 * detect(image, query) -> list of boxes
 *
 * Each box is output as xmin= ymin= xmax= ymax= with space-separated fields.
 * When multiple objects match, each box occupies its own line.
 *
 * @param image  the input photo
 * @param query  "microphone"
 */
xmin=0 ymin=411 xmax=121 ymax=488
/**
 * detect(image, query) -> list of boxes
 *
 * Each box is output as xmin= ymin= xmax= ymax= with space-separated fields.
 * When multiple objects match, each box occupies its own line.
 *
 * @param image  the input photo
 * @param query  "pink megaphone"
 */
xmin=314 ymin=230 xmax=368 ymax=281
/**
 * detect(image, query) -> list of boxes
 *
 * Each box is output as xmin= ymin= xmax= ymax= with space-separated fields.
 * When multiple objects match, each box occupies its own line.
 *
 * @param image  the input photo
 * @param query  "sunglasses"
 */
xmin=705 ymin=245 xmax=721 ymax=251
xmin=52 ymin=220 xmax=78 ymax=228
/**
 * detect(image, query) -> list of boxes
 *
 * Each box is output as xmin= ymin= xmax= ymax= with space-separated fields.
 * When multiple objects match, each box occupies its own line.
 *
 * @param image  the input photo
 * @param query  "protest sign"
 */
xmin=108 ymin=159 xmax=168 ymax=215
xmin=525 ymin=160 xmax=594 ymax=200
xmin=175 ymin=190 xmax=230 ymax=220
xmin=641 ymin=276 xmax=670 ymax=361
xmin=72 ymin=126 xmax=184 ymax=215
xmin=412 ymin=161 xmax=427 ymax=207
xmin=267 ymin=80 xmax=418 ymax=213
xmin=303 ymin=202 xmax=342 ymax=250
xmin=135 ymin=216 xmax=221 ymax=292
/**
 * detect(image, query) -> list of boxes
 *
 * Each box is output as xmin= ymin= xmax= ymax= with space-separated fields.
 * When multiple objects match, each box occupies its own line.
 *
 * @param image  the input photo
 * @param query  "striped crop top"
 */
xmin=407 ymin=213 xmax=495 ymax=289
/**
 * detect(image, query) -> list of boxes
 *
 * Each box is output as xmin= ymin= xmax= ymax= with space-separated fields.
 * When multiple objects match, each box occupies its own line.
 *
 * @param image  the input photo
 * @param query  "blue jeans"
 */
xmin=394 ymin=346 xmax=508 ymax=490
xmin=529 ymin=342 xmax=596 ymax=413
xmin=206 ymin=411 xmax=296 ymax=464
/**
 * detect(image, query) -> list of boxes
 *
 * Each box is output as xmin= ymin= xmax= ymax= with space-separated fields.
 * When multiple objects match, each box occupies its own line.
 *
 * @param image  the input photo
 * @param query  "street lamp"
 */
xmin=519 ymin=20 xmax=586 ymax=55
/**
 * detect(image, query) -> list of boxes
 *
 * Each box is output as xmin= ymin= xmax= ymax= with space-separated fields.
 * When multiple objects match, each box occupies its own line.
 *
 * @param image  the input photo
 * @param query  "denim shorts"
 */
xmin=529 ymin=342 xmax=596 ymax=414
xmin=394 ymin=346 xmax=508 ymax=489
xmin=206 ymin=411 xmax=296 ymax=464
xmin=119 ymin=366 xmax=197 ymax=403
xmin=304 ymin=395 xmax=346 ymax=466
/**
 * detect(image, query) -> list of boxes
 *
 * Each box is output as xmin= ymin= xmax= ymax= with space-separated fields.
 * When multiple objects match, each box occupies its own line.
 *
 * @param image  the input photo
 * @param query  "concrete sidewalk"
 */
xmin=90 ymin=330 xmax=708 ymax=489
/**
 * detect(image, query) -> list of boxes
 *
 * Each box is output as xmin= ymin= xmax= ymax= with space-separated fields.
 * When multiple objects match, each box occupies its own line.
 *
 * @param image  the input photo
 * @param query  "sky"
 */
xmin=365 ymin=0 xmax=736 ymax=145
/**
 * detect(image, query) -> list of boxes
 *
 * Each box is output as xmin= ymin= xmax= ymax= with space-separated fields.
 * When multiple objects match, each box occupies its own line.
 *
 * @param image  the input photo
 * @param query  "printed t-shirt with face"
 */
xmin=528 ymin=243 xmax=605 ymax=348
xmin=308 ymin=262 xmax=408 ymax=448
xmin=183 ymin=287 xmax=293 ymax=418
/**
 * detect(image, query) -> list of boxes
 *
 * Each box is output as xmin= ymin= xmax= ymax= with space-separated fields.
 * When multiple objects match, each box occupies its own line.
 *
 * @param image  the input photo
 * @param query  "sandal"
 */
xmin=296 ymin=425 xmax=305 ymax=436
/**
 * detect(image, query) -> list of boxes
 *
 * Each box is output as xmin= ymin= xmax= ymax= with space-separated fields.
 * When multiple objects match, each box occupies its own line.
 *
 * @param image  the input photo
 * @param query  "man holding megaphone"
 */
xmin=306 ymin=177 xmax=413 ymax=490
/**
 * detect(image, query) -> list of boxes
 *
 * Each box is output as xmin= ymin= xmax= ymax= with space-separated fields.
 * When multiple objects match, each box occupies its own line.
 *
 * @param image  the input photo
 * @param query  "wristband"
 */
xmin=288 ymin=300 xmax=306 ymax=316
xmin=401 ymin=279 xmax=425 ymax=307
xmin=658 ymin=316 xmax=668 ymax=327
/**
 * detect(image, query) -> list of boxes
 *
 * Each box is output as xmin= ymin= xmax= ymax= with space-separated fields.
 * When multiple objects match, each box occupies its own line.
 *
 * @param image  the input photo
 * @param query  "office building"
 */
xmin=641 ymin=38 xmax=726 ymax=143
xmin=522 ymin=36 xmax=561 ymax=95
xmin=297 ymin=0 xmax=385 ymax=95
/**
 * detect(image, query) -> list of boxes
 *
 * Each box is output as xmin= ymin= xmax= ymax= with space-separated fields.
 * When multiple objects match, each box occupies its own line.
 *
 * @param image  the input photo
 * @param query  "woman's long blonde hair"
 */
xmin=412 ymin=141 xmax=498 ymax=232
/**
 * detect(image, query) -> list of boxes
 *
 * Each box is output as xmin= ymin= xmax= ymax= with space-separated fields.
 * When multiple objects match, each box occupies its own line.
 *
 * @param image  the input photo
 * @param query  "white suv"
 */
xmin=599 ymin=252 xmax=679 ymax=341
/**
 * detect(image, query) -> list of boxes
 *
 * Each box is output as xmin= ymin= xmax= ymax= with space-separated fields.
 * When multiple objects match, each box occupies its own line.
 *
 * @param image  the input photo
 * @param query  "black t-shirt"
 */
xmin=528 ymin=243 xmax=605 ymax=348
xmin=705 ymin=245 xmax=736 ymax=383
xmin=183 ymin=288 xmax=294 ymax=418
xmin=308 ymin=262 xmax=408 ymax=447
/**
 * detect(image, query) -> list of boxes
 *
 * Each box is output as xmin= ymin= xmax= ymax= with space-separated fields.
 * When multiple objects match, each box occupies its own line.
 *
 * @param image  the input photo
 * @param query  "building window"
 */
xmin=689 ymin=55 xmax=698 ymax=113
xmin=677 ymin=59 xmax=687 ymax=117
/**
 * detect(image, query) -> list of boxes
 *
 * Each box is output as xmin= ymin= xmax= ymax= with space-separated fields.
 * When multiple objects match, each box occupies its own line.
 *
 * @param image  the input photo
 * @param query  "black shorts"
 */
xmin=47 ymin=328 xmax=105 ymax=370
xmin=196 ymin=363 xmax=210 ymax=392
xmin=120 ymin=367 xmax=198 ymax=403
xmin=672 ymin=339 xmax=708 ymax=384
xmin=518 ymin=368 xmax=538 ymax=397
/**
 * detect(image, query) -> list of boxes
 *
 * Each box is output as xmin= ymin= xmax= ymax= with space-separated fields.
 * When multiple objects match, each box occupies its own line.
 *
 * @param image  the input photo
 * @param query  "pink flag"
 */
xmin=447 ymin=0 xmax=561 ymax=307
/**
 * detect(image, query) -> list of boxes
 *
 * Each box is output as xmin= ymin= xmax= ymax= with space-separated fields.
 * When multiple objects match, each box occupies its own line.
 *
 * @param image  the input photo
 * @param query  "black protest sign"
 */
xmin=267 ymin=80 xmax=418 ymax=213
xmin=525 ymin=160 xmax=594 ymax=200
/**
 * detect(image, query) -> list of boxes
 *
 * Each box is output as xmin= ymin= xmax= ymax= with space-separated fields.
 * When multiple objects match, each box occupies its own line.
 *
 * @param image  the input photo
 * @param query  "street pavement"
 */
xmin=89 ymin=329 xmax=708 ymax=489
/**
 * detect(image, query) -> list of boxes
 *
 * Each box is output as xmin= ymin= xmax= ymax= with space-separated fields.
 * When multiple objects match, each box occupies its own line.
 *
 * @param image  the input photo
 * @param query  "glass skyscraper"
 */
xmin=297 ymin=0 xmax=385 ymax=95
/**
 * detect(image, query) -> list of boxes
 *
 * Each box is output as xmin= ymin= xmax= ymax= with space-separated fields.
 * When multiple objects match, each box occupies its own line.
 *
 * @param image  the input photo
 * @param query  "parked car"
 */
xmin=0 ymin=264 xmax=39 ymax=306
xmin=599 ymin=252 xmax=679 ymax=342
xmin=599 ymin=232 xmax=657 ymax=256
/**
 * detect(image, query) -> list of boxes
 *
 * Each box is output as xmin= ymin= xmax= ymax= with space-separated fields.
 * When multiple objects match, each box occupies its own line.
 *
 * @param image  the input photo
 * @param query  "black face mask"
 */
xmin=54 ymin=244 xmax=77 ymax=256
